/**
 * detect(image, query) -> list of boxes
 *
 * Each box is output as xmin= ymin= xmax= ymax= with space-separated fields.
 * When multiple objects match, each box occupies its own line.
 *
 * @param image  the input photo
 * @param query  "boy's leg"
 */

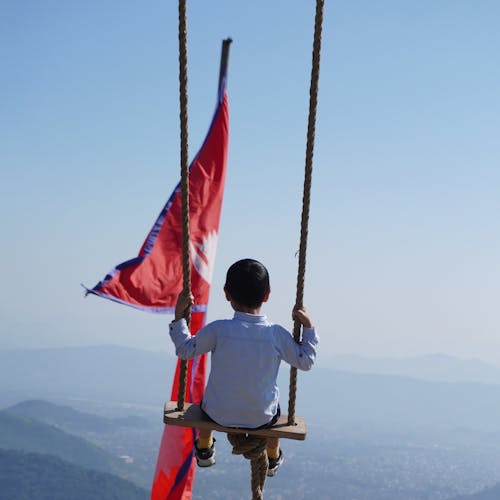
xmin=197 ymin=428 xmax=213 ymax=449
xmin=266 ymin=437 xmax=280 ymax=459
xmin=266 ymin=437 xmax=284 ymax=477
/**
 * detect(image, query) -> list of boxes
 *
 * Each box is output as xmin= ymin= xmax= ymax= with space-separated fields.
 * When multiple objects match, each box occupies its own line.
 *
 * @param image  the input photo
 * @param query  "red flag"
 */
xmin=86 ymin=86 xmax=229 ymax=313
xmin=86 ymin=71 xmax=229 ymax=499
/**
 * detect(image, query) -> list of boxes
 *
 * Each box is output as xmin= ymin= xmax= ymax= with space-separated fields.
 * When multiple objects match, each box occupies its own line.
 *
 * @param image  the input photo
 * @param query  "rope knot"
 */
xmin=227 ymin=433 xmax=268 ymax=500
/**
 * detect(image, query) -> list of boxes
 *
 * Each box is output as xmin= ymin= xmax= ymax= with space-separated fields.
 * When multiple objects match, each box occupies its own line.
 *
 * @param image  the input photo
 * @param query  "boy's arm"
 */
xmin=274 ymin=306 xmax=319 ymax=370
xmin=276 ymin=326 xmax=319 ymax=371
xmin=169 ymin=290 xmax=216 ymax=359
xmin=169 ymin=319 xmax=216 ymax=360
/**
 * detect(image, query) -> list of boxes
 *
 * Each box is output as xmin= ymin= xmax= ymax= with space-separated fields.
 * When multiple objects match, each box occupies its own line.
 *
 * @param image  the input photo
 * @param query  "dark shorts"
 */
xmin=257 ymin=404 xmax=281 ymax=429
xmin=200 ymin=402 xmax=281 ymax=430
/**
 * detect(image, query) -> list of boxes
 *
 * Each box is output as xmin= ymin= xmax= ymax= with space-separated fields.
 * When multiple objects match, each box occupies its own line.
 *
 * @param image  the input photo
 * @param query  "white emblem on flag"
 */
xmin=190 ymin=230 xmax=218 ymax=284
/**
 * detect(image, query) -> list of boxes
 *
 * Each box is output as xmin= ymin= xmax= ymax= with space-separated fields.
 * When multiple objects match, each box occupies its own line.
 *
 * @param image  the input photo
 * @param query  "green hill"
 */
xmin=1 ymin=401 xmax=158 ymax=490
xmin=0 ymin=448 xmax=147 ymax=500
xmin=0 ymin=411 xmax=119 ymax=474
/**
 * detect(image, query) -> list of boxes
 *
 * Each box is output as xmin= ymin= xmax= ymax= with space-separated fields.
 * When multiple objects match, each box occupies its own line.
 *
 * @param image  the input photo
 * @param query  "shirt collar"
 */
xmin=233 ymin=311 xmax=268 ymax=324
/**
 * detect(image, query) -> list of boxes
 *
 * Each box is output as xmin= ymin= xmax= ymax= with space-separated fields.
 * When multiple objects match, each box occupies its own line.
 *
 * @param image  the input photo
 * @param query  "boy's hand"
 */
xmin=292 ymin=305 xmax=313 ymax=329
xmin=175 ymin=290 xmax=194 ymax=321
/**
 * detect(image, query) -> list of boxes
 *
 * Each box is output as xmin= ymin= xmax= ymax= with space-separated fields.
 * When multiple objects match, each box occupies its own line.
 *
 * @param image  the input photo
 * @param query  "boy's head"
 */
xmin=224 ymin=259 xmax=270 ymax=309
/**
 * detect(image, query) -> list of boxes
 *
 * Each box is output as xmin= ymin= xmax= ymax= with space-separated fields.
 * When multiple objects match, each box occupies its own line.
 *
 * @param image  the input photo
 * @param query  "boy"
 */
xmin=170 ymin=258 xmax=318 ymax=476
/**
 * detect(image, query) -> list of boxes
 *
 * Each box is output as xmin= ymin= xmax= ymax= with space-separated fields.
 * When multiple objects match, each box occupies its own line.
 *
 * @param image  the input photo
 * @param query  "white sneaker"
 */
xmin=267 ymin=449 xmax=284 ymax=477
xmin=194 ymin=438 xmax=216 ymax=467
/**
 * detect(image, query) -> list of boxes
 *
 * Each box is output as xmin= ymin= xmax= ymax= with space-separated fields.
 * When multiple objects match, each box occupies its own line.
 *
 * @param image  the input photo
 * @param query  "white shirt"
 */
xmin=169 ymin=311 xmax=319 ymax=428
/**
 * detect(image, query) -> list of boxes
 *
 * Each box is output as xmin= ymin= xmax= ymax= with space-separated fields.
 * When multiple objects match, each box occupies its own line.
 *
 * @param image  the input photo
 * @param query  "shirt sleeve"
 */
xmin=169 ymin=318 xmax=217 ymax=360
xmin=272 ymin=325 xmax=319 ymax=371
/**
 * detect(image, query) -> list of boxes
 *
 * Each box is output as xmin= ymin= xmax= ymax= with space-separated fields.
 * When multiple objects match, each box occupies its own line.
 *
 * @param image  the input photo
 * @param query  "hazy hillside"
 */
xmin=0 ymin=448 xmax=147 ymax=500
xmin=2 ymin=399 xmax=161 ymax=489
xmin=0 ymin=411 xmax=120 ymax=474
xmin=0 ymin=404 xmax=158 ymax=489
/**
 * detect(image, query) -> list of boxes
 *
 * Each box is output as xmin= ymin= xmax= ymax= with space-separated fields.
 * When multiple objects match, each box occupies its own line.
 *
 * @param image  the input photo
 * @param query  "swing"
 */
xmin=164 ymin=1 xmax=325 ymax=498
xmin=164 ymin=401 xmax=307 ymax=441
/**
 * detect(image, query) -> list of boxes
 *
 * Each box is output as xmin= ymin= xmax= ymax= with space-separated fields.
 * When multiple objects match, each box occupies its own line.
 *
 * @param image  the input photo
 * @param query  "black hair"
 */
xmin=224 ymin=259 xmax=270 ymax=308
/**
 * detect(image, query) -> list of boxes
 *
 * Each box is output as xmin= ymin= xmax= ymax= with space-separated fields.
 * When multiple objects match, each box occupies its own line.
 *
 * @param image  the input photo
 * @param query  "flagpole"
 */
xmin=218 ymin=38 xmax=232 ymax=92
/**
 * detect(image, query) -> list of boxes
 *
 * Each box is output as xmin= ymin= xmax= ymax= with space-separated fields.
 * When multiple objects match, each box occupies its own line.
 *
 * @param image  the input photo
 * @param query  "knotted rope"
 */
xmin=288 ymin=0 xmax=325 ymax=425
xmin=176 ymin=0 xmax=190 ymax=411
xmin=227 ymin=434 xmax=268 ymax=500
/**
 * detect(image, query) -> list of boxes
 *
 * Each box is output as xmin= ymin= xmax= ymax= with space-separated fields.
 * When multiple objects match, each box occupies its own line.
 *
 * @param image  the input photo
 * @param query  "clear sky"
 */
xmin=1 ymin=1 xmax=499 ymax=364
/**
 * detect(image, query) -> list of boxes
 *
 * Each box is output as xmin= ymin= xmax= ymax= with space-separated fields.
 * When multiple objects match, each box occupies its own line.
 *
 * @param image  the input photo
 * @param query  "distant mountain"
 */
xmin=0 ymin=449 xmax=148 ymax=500
xmin=0 ymin=407 xmax=153 ymax=489
xmin=0 ymin=411 xmax=121 ymax=474
xmin=295 ymin=367 xmax=500 ymax=432
xmin=4 ymin=399 xmax=154 ymax=434
xmin=327 ymin=353 xmax=500 ymax=385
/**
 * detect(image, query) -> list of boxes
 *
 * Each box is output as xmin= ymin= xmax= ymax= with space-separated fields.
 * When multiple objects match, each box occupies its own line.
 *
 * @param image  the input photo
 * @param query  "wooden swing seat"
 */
xmin=164 ymin=401 xmax=307 ymax=440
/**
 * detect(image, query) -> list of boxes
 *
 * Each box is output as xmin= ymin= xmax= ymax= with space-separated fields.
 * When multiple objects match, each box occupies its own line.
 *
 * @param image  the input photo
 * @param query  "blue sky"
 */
xmin=1 ymin=1 xmax=499 ymax=364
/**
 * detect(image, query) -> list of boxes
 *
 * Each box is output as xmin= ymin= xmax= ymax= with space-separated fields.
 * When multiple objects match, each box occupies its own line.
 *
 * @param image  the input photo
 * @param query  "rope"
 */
xmin=176 ymin=0 xmax=190 ymax=412
xmin=288 ymin=0 xmax=324 ymax=425
xmin=227 ymin=434 xmax=268 ymax=500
